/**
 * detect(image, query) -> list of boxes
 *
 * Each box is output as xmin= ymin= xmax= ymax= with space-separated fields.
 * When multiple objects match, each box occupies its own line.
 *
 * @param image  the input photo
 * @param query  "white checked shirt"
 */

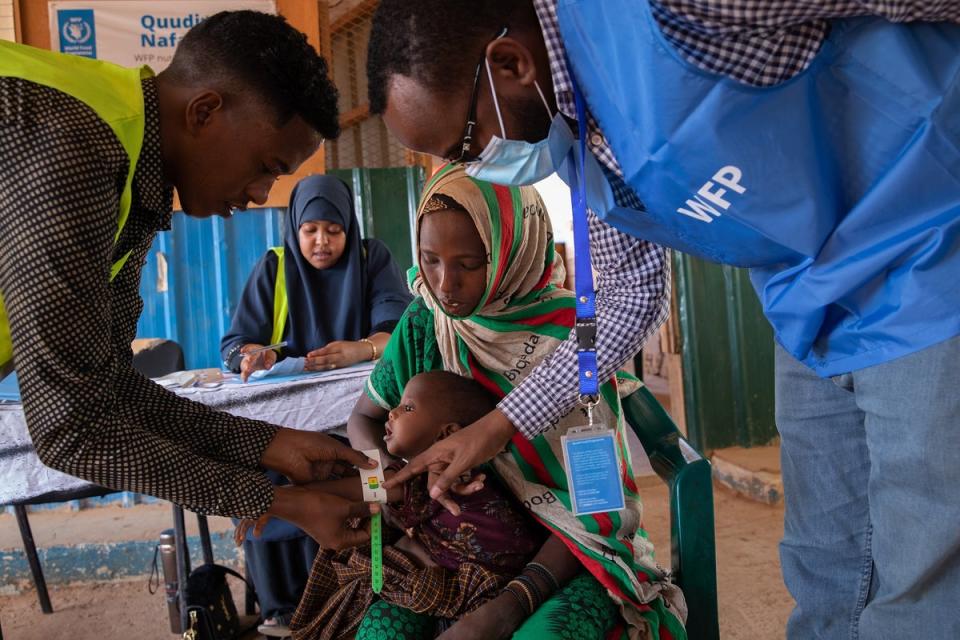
xmin=500 ymin=0 xmax=960 ymax=438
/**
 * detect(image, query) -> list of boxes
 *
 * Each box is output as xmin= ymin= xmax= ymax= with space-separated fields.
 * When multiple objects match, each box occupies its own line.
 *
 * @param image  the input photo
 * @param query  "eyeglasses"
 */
xmin=451 ymin=27 xmax=509 ymax=164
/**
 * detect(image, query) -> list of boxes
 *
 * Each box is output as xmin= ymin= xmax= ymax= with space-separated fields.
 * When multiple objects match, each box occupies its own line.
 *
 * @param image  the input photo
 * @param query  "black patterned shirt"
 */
xmin=0 ymin=75 xmax=277 ymax=518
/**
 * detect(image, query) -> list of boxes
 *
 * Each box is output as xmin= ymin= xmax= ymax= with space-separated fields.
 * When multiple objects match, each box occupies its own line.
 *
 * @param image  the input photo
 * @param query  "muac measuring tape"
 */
xmin=371 ymin=511 xmax=383 ymax=593
xmin=361 ymin=449 xmax=387 ymax=593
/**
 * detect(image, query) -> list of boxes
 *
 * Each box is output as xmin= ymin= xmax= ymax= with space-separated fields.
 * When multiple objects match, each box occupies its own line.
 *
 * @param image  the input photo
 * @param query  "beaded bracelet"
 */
xmin=514 ymin=574 xmax=545 ymax=609
xmin=503 ymin=582 xmax=531 ymax=616
xmin=525 ymin=561 xmax=561 ymax=593
xmin=223 ymin=343 xmax=244 ymax=371
xmin=506 ymin=578 xmax=537 ymax=614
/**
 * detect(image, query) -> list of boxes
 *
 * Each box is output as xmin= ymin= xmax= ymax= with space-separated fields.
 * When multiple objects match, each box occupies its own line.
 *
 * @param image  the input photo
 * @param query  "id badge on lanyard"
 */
xmin=560 ymin=77 xmax=624 ymax=516
xmin=561 ymin=401 xmax=626 ymax=515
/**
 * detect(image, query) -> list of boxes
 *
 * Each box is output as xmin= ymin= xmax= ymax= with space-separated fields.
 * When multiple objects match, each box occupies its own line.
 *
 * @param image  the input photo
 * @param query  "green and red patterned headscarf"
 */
xmin=409 ymin=163 xmax=573 ymax=393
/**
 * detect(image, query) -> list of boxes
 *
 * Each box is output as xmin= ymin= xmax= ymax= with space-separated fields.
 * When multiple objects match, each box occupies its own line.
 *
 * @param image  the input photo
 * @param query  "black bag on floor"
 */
xmin=181 ymin=564 xmax=257 ymax=640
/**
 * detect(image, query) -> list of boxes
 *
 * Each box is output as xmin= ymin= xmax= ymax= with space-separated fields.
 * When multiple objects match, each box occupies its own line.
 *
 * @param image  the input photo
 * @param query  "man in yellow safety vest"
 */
xmin=0 ymin=10 xmax=378 ymax=549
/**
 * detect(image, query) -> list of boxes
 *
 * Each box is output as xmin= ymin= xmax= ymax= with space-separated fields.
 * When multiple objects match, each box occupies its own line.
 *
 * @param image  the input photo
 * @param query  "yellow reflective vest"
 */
xmin=269 ymin=247 xmax=288 ymax=346
xmin=0 ymin=41 xmax=151 ymax=370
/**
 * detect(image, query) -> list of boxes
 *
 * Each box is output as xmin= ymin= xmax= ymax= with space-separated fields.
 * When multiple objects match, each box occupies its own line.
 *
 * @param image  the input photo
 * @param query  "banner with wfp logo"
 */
xmin=49 ymin=0 xmax=276 ymax=71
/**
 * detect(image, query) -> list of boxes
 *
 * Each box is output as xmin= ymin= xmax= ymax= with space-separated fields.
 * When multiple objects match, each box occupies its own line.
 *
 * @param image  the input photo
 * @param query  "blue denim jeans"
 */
xmin=775 ymin=335 xmax=960 ymax=639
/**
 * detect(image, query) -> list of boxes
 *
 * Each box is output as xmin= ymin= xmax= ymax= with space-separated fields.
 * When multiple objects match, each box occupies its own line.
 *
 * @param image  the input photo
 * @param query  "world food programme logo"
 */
xmin=57 ymin=9 xmax=97 ymax=58
xmin=63 ymin=18 xmax=91 ymax=44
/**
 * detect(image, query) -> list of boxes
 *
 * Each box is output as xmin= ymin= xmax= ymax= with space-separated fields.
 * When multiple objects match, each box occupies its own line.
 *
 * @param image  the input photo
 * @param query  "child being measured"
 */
xmin=287 ymin=369 xmax=547 ymax=640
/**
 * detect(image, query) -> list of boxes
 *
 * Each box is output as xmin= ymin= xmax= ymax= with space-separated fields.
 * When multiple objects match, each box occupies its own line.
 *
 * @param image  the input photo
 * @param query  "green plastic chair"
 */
xmin=622 ymin=386 xmax=720 ymax=640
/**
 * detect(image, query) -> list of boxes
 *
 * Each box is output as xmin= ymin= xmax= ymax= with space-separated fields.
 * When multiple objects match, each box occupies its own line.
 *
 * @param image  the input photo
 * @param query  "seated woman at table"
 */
xmin=340 ymin=165 xmax=686 ymax=639
xmin=220 ymin=174 xmax=411 ymax=382
xmin=221 ymin=174 xmax=410 ymax=637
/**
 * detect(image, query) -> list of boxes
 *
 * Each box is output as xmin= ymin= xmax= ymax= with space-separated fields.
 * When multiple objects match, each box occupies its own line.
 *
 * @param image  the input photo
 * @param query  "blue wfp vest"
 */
xmin=556 ymin=0 xmax=960 ymax=376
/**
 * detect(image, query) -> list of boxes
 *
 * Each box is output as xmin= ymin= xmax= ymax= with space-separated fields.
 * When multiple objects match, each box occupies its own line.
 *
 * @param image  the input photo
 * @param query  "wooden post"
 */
xmin=15 ymin=0 xmax=49 ymax=50
xmin=316 ymin=0 xmax=331 ymax=62
xmin=664 ymin=264 xmax=688 ymax=435
xmin=12 ymin=0 xmax=22 ymax=42
xmin=270 ymin=0 xmax=326 ymax=202
xmin=666 ymin=352 xmax=687 ymax=436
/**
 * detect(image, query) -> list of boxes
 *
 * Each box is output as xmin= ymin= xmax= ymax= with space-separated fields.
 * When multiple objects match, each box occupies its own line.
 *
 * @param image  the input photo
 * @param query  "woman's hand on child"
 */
xmin=385 ymin=409 xmax=516 ymax=514
xmin=239 ymin=343 xmax=278 ymax=382
xmin=261 ymin=428 xmax=377 ymax=485
xmin=305 ymin=340 xmax=371 ymax=371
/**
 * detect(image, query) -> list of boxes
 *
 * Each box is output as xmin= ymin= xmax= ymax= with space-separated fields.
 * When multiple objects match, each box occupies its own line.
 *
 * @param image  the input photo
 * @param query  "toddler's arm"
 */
xmin=347 ymin=395 xmax=396 ymax=466
xmin=302 ymin=471 xmax=403 ymax=503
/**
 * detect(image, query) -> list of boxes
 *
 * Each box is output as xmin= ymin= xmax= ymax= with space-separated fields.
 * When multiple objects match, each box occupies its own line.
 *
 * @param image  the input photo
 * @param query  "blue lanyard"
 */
xmin=570 ymin=79 xmax=599 ymax=398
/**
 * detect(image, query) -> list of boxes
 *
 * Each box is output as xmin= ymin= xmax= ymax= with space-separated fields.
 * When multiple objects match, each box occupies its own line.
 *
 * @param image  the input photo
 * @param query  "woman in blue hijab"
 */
xmin=220 ymin=175 xmax=410 ymax=636
xmin=221 ymin=175 xmax=410 ymax=380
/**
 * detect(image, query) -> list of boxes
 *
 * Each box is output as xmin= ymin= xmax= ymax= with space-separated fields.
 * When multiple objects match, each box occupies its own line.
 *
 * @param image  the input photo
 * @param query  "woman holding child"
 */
xmin=291 ymin=166 xmax=685 ymax=640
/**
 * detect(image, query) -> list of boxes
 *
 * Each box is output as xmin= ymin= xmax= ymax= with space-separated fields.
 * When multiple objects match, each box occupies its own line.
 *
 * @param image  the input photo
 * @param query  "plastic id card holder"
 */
xmin=561 ymin=427 xmax=625 ymax=516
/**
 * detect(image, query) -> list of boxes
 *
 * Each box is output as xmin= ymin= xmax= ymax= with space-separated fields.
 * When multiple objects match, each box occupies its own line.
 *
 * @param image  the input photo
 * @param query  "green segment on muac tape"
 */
xmin=371 ymin=513 xmax=383 ymax=594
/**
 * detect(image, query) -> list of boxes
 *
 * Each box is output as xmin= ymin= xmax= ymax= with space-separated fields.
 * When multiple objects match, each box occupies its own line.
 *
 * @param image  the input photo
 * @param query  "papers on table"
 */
xmin=248 ymin=356 xmax=306 ymax=380
xmin=0 ymin=372 xmax=20 ymax=403
xmin=151 ymin=360 xmax=377 ymax=393
xmin=153 ymin=368 xmax=226 ymax=390
xmin=244 ymin=359 xmax=376 ymax=385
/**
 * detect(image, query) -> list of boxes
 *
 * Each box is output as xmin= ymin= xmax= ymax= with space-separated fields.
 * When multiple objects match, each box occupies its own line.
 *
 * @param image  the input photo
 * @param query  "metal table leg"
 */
xmin=14 ymin=505 xmax=52 ymax=614
xmin=172 ymin=504 xmax=191 ymax=633
xmin=196 ymin=514 xmax=214 ymax=566
xmin=244 ymin=560 xmax=256 ymax=616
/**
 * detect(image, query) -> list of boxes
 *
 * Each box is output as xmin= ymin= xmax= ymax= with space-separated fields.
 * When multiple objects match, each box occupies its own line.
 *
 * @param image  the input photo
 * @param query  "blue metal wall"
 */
xmin=137 ymin=209 xmax=285 ymax=369
xmin=136 ymin=167 xmax=424 ymax=369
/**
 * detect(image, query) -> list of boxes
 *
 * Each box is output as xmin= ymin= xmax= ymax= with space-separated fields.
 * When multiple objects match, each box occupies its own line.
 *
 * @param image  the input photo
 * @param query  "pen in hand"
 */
xmin=244 ymin=341 xmax=288 ymax=356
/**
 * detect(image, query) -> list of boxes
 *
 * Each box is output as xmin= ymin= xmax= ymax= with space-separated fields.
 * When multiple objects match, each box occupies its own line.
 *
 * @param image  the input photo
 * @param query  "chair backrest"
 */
xmin=132 ymin=339 xmax=185 ymax=378
xmin=621 ymin=386 xmax=720 ymax=640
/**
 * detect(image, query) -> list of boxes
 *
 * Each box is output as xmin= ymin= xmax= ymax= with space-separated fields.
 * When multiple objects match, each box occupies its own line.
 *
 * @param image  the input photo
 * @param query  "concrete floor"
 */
xmin=0 ymin=481 xmax=792 ymax=640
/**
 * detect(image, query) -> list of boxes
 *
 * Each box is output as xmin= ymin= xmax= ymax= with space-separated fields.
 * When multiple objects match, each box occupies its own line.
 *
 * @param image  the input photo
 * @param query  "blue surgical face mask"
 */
xmin=465 ymin=58 xmax=575 ymax=186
